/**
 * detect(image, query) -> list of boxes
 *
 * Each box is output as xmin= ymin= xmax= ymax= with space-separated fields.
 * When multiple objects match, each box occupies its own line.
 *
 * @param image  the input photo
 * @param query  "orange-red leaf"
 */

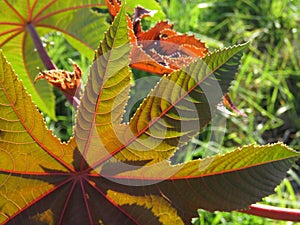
xmin=131 ymin=8 xmax=208 ymax=74
xmin=105 ymin=3 xmax=209 ymax=75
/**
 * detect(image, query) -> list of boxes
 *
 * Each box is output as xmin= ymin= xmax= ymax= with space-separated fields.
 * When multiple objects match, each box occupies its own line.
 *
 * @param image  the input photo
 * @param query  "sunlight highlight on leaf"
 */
xmin=0 ymin=0 xmax=108 ymax=118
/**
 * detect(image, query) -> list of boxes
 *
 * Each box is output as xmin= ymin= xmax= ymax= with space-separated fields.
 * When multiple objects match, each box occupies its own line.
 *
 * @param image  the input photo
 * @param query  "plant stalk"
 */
xmin=240 ymin=203 xmax=300 ymax=222
xmin=26 ymin=22 xmax=80 ymax=109
xmin=26 ymin=22 xmax=57 ymax=70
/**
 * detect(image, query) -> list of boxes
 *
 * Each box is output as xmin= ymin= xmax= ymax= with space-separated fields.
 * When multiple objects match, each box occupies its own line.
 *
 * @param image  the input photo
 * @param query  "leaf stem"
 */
xmin=26 ymin=22 xmax=80 ymax=109
xmin=240 ymin=203 xmax=300 ymax=222
xmin=26 ymin=22 xmax=57 ymax=70
xmin=65 ymin=93 xmax=80 ymax=110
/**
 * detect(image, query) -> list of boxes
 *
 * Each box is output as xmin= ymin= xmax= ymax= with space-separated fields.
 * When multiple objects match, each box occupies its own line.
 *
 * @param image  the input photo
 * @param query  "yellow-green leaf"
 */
xmin=114 ymin=43 xmax=249 ymax=162
xmin=0 ymin=50 xmax=75 ymax=223
xmin=74 ymin=5 xmax=132 ymax=169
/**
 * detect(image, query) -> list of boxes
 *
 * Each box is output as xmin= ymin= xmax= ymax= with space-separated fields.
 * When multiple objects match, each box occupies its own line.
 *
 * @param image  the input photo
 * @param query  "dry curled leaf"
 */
xmin=35 ymin=62 xmax=82 ymax=96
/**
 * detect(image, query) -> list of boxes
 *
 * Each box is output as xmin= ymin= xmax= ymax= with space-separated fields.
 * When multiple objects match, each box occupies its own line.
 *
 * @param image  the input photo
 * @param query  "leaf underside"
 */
xmin=0 ymin=4 xmax=299 ymax=225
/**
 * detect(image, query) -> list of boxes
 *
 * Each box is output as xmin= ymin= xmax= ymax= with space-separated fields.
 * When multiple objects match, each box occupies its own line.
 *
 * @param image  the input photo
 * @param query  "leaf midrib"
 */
xmin=79 ymin=7 xmax=127 ymax=170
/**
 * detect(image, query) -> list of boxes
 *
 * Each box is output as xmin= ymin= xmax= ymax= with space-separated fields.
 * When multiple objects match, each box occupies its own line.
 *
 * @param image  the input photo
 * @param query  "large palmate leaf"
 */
xmin=0 ymin=0 xmax=109 ymax=118
xmin=0 ymin=5 xmax=299 ymax=225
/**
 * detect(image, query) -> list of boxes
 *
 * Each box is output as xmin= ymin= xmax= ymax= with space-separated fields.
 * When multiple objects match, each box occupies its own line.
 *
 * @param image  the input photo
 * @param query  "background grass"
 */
xmin=45 ymin=0 xmax=300 ymax=224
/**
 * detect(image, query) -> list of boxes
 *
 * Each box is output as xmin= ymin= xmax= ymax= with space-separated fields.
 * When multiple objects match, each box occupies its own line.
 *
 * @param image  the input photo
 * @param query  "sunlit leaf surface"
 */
xmin=0 ymin=0 xmax=109 ymax=118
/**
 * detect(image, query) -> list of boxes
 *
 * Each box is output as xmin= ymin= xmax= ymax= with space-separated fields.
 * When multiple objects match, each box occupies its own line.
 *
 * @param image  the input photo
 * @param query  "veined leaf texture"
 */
xmin=0 ymin=2 xmax=299 ymax=225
